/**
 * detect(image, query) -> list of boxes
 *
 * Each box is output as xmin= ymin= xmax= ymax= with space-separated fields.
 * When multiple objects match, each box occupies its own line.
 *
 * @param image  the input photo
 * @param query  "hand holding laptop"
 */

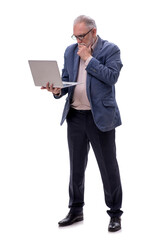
xmin=28 ymin=60 xmax=83 ymax=89
xmin=41 ymin=82 xmax=61 ymax=95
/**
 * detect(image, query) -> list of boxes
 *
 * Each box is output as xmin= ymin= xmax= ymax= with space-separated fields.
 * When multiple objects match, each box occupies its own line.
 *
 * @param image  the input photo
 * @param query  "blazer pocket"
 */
xmin=102 ymin=99 xmax=116 ymax=126
xmin=102 ymin=99 xmax=116 ymax=107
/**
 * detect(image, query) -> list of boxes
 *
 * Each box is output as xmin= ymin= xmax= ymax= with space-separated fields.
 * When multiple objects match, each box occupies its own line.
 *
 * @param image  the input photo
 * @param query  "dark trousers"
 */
xmin=67 ymin=108 xmax=123 ymax=217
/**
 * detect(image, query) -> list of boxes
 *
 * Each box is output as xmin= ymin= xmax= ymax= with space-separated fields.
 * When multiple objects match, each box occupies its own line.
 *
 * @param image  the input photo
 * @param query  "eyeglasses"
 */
xmin=71 ymin=28 xmax=93 ymax=41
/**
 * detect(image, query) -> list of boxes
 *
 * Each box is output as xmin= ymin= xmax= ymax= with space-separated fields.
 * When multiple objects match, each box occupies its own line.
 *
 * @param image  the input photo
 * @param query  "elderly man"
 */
xmin=42 ymin=15 xmax=123 ymax=232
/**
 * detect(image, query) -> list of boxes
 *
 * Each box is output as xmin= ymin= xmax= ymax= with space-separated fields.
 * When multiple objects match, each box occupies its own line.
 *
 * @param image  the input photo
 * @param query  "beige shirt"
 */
xmin=71 ymin=37 xmax=98 ymax=110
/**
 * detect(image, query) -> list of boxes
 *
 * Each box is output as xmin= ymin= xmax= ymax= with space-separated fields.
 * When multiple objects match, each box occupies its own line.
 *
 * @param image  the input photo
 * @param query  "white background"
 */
xmin=0 ymin=0 xmax=160 ymax=239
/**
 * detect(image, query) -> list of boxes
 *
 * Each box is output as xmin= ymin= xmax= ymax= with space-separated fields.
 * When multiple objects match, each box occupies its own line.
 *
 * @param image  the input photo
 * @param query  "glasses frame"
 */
xmin=71 ymin=28 xmax=93 ymax=41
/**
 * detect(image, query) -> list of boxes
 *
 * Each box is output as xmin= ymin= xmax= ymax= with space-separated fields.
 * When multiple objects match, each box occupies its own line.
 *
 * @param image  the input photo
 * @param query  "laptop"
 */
xmin=28 ymin=60 xmax=82 ymax=88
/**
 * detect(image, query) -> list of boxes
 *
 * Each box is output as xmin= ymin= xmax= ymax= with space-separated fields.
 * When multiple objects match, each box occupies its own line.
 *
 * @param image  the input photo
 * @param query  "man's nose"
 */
xmin=77 ymin=38 xmax=83 ymax=44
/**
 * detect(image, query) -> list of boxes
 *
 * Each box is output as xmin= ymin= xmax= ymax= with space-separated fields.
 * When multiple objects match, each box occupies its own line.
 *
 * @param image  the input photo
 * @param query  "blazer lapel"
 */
xmin=68 ymin=46 xmax=80 ymax=98
xmin=92 ymin=36 xmax=103 ymax=58
xmin=86 ymin=37 xmax=103 ymax=102
xmin=73 ymin=46 xmax=80 ymax=82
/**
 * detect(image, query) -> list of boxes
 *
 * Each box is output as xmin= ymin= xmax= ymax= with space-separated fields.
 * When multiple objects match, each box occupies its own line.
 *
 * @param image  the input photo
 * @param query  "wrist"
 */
xmin=85 ymin=56 xmax=93 ymax=66
xmin=84 ymin=54 xmax=91 ymax=61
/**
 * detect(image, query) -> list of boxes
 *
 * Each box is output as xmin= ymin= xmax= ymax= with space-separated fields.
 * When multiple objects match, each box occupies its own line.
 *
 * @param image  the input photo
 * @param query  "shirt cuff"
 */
xmin=85 ymin=56 xmax=93 ymax=67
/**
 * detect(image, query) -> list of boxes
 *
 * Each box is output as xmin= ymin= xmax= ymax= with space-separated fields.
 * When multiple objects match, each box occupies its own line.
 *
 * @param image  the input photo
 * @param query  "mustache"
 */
xmin=78 ymin=43 xmax=90 ymax=48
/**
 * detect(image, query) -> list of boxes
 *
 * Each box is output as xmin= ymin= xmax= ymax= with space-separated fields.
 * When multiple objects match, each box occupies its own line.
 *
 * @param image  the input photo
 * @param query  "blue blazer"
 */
xmin=55 ymin=36 xmax=123 ymax=132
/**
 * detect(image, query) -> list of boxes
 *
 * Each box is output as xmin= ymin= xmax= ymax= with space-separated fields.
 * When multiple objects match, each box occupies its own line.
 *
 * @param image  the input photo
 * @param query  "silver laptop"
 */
xmin=28 ymin=60 xmax=81 ymax=88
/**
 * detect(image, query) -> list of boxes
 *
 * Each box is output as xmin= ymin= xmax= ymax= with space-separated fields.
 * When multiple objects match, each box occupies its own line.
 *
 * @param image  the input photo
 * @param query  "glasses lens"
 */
xmin=71 ymin=35 xmax=83 ymax=41
xmin=71 ymin=35 xmax=77 ymax=40
xmin=71 ymin=28 xmax=93 ymax=41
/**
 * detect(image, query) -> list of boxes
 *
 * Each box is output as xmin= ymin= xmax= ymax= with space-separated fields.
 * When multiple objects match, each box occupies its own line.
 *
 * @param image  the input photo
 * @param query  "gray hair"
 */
xmin=73 ymin=15 xmax=97 ymax=29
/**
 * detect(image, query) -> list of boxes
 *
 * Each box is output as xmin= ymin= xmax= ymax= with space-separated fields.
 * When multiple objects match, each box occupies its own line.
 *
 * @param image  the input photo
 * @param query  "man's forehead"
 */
xmin=73 ymin=22 xmax=88 ymax=33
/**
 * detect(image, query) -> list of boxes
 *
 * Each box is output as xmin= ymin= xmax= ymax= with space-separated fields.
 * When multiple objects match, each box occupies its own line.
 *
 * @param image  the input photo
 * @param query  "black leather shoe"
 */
xmin=58 ymin=212 xmax=83 ymax=227
xmin=108 ymin=217 xmax=121 ymax=232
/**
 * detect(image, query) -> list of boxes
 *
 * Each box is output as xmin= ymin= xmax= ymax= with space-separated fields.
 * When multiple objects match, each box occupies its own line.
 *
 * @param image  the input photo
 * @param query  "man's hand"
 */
xmin=41 ymin=82 xmax=61 ymax=95
xmin=77 ymin=44 xmax=92 ymax=61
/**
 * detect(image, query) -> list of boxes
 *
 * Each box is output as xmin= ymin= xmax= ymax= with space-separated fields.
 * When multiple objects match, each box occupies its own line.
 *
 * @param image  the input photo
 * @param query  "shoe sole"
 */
xmin=58 ymin=216 xmax=83 ymax=227
xmin=108 ymin=226 xmax=121 ymax=232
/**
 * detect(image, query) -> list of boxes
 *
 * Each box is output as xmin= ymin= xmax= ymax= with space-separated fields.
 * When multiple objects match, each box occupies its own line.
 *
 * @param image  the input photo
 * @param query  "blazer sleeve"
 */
xmin=85 ymin=44 xmax=123 ymax=86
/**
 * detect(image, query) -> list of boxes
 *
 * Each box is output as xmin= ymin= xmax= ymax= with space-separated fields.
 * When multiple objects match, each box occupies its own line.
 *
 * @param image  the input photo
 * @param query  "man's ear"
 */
xmin=93 ymin=28 xmax=97 ymax=37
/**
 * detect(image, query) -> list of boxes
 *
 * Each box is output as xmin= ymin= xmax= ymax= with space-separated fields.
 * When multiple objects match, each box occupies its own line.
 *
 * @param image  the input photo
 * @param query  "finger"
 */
xmin=55 ymin=88 xmax=61 ymax=94
xmin=54 ymin=87 xmax=59 ymax=93
xmin=46 ymin=82 xmax=50 ymax=91
xmin=78 ymin=45 xmax=85 ymax=50
xmin=50 ymin=84 xmax=54 ymax=91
